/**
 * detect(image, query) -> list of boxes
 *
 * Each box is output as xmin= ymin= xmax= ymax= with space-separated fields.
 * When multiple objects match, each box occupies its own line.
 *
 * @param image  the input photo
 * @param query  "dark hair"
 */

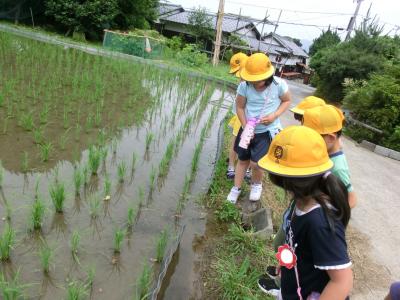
xmin=269 ymin=173 xmax=350 ymax=229
xmin=293 ymin=113 xmax=303 ymax=122
xmin=246 ymin=75 xmax=275 ymax=87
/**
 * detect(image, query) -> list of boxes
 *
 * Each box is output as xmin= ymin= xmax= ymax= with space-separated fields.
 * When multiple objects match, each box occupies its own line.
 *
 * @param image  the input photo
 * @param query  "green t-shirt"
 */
xmin=330 ymin=151 xmax=353 ymax=192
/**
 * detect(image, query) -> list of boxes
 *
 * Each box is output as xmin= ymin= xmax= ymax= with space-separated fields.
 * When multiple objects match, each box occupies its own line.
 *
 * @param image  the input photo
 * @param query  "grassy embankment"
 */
xmin=197 ymin=117 xmax=291 ymax=299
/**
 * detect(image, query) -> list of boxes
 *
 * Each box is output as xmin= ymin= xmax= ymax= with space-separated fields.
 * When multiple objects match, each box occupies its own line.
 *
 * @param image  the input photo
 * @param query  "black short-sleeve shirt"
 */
xmin=281 ymin=205 xmax=351 ymax=300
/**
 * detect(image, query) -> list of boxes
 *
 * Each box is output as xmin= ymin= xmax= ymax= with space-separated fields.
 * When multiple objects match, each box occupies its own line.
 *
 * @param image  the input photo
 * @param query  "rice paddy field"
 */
xmin=0 ymin=31 xmax=231 ymax=299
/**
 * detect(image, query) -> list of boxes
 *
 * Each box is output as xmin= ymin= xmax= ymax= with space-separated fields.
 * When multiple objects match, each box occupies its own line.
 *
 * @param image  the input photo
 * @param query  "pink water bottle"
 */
xmin=239 ymin=117 xmax=258 ymax=149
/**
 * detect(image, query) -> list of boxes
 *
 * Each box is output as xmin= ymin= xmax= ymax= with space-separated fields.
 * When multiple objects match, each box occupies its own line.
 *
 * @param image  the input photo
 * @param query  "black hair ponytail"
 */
xmin=269 ymin=172 xmax=350 ymax=230
xmin=320 ymin=173 xmax=350 ymax=227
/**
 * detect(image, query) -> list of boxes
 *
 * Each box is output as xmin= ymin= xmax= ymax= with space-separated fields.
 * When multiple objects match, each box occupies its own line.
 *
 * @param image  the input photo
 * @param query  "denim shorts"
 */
xmin=234 ymin=128 xmax=272 ymax=162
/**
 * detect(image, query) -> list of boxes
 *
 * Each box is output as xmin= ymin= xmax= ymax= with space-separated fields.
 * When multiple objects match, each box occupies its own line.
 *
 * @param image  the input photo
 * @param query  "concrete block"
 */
xmin=241 ymin=207 xmax=274 ymax=240
xmin=389 ymin=150 xmax=400 ymax=161
xmin=360 ymin=140 xmax=376 ymax=152
xmin=374 ymin=145 xmax=391 ymax=157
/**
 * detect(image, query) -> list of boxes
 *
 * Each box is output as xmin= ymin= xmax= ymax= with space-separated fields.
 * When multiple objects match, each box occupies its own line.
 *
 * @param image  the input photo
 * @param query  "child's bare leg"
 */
xmin=228 ymin=137 xmax=237 ymax=169
xmin=250 ymin=161 xmax=263 ymax=184
xmin=234 ymin=159 xmax=250 ymax=188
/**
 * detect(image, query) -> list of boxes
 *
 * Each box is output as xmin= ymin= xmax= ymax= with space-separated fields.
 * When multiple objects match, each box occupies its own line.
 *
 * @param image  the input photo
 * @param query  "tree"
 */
xmin=113 ymin=0 xmax=159 ymax=30
xmin=45 ymin=0 xmax=118 ymax=40
xmin=309 ymin=29 xmax=340 ymax=56
xmin=310 ymin=18 xmax=400 ymax=102
xmin=187 ymin=6 xmax=215 ymax=48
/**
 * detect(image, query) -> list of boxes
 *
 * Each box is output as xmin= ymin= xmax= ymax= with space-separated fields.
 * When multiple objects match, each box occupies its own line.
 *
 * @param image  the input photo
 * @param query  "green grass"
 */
xmin=70 ymin=230 xmax=81 ymax=256
xmin=117 ymin=161 xmax=127 ymax=183
xmin=155 ymin=229 xmax=168 ymax=263
xmin=0 ymin=223 xmax=15 ymax=261
xmin=39 ymin=244 xmax=53 ymax=274
xmin=30 ymin=197 xmax=46 ymax=230
xmin=215 ymin=202 xmax=240 ymax=223
xmin=135 ymin=262 xmax=152 ymax=300
xmin=113 ymin=229 xmax=125 ymax=253
xmin=215 ymin=256 xmax=265 ymax=300
xmin=49 ymin=181 xmax=66 ymax=213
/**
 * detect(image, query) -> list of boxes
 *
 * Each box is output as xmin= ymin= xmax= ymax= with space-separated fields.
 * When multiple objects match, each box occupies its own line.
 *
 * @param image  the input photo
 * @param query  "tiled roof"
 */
xmin=264 ymin=33 xmax=309 ymax=58
xmin=158 ymin=3 xmax=184 ymax=16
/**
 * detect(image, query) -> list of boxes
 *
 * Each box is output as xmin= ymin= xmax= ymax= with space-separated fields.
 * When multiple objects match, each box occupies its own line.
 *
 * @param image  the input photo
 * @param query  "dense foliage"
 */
xmin=310 ymin=17 xmax=400 ymax=149
xmin=187 ymin=6 xmax=215 ymax=48
xmin=308 ymin=29 xmax=340 ymax=56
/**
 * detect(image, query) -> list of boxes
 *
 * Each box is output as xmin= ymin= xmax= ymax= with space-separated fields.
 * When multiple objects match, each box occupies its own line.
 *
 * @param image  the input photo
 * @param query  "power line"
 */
xmin=225 ymin=0 xmax=356 ymax=16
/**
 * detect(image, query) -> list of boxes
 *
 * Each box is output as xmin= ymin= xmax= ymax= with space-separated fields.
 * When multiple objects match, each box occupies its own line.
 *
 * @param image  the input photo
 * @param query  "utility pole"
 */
xmin=266 ymin=9 xmax=282 ymax=52
xmin=345 ymin=0 xmax=364 ymax=41
xmin=212 ymin=0 xmax=225 ymax=66
xmin=258 ymin=10 xmax=268 ymax=52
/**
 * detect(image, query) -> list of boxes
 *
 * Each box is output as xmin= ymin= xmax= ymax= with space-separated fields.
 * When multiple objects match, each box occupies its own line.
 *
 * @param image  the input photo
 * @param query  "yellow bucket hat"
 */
xmin=258 ymin=126 xmax=333 ymax=177
xmin=229 ymin=52 xmax=248 ymax=75
xmin=290 ymin=96 xmax=326 ymax=115
xmin=303 ymin=104 xmax=345 ymax=134
xmin=240 ymin=53 xmax=275 ymax=82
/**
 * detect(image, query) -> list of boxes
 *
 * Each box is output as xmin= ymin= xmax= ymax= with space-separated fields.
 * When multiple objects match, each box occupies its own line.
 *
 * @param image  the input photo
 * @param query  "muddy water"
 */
xmin=0 ymin=54 xmax=233 ymax=299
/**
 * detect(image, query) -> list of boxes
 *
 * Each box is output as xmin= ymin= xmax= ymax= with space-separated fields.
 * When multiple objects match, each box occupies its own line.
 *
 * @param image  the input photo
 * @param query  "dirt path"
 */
xmin=282 ymin=81 xmax=400 ymax=298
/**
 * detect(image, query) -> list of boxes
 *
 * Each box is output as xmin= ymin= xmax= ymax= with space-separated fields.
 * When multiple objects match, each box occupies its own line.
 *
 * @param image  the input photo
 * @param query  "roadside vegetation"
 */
xmin=198 ymin=119 xmax=289 ymax=299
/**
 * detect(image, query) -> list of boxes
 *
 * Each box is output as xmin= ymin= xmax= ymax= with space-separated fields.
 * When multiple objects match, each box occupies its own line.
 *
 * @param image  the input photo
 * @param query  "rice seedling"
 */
xmin=85 ymin=113 xmax=93 ymax=133
xmin=39 ymin=244 xmax=53 ymax=274
xmin=111 ymin=138 xmax=118 ymax=154
xmin=39 ymin=103 xmax=50 ymax=124
xmin=0 ymin=223 xmax=15 ymax=261
xmin=73 ymin=168 xmax=83 ymax=195
xmin=94 ymin=106 xmax=102 ymax=127
xmin=66 ymin=280 xmax=88 ymax=300
xmin=135 ymin=262 xmax=152 ymax=300
xmin=2 ymin=116 xmax=9 ymax=134
xmin=113 ymin=229 xmax=125 ymax=253
xmin=182 ymin=174 xmax=190 ymax=199
xmin=100 ymin=146 xmax=108 ymax=162
xmin=33 ymin=126 xmax=44 ymax=144
xmin=49 ymin=181 xmax=66 ymax=213
xmin=88 ymin=146 xmax=101 ymax=175
xmin=63 ymin=108 xmax=69 ymax=129
xmin=34 ymin=176 xmax=40 ymax=199
xmin=70 ymin=230 xmax=81 ymax=255
xmin=19 ymin=111 xmax=34 ymax=131
xmin=4 ymin=201 xmax=12 ymax=221
xmin=82 ymin=165 xmax=90 ymax=187
xmin=30 ymin=197 xmax=46 ymax=230
xmin=97 ymin=129 xmax=106 ymax=146
xmin=190 ymin=143 xmax=202 ymax=182
xmin=117 ymin=161 xmax=127 ymax=183
xmin=88 ymin=193 xmax=101 ymax=218
xmin=39 ymin=142 xmax=53 ymax=162
xmin=138 ymin=186 xmax=144 ymax=206
xmin=0 ymin=160 xmax=3 ymax=187
xmin=86 ymin=265 xmax=96 ymax=288
xmin=145 ymin=132 xmax=154 ymax=150
xmin=131 ymin=151 xmax=137 ymax=171
xmin=127 ymin=204 xmax=138 ymax=228
xmin=0 ymin=270 xmax=29 ymax=300
xmin=74 ymin=124 xmax=81 ymax=142
xmin=21 ymin=151 xmax=29 ymax=173
xmin=149 ymin=166 xmax=156 ymax=189
xmin=59 ymin=131 xmax=70 ymax=151
xmin=155 ymin=229 xmax=168 ymax=263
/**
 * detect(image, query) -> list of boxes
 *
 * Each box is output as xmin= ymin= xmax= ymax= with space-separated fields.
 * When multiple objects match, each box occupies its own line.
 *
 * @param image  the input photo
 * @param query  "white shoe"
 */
xmin=249 ymin=183 xmax=262 ymax=201
xmin=227 ymin=186 xmax=241 ymax=204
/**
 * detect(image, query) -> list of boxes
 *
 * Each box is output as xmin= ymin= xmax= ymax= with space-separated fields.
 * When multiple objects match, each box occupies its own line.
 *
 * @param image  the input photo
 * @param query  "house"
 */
xmin=262 ymin=32 xmax=309 ymax=75
xmin=155 ymin=2 xmax=310 ymax=76
xmin=155 ymin=2 xmax=272 ymax=54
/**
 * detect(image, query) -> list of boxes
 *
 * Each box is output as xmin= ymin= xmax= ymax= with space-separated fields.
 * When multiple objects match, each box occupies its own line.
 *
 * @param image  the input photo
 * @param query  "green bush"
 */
xmin=344 ymin=64 xmax=400 ymax=151
xmin=215 ymin=201 xmax=240 ymax=223
xmin=177 ymin=44 xmax=209 ymax=67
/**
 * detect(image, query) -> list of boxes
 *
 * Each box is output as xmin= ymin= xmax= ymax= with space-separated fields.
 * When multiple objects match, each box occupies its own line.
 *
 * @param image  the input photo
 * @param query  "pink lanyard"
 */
xmin=288 ymin=208 xmax=303 ymax=300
